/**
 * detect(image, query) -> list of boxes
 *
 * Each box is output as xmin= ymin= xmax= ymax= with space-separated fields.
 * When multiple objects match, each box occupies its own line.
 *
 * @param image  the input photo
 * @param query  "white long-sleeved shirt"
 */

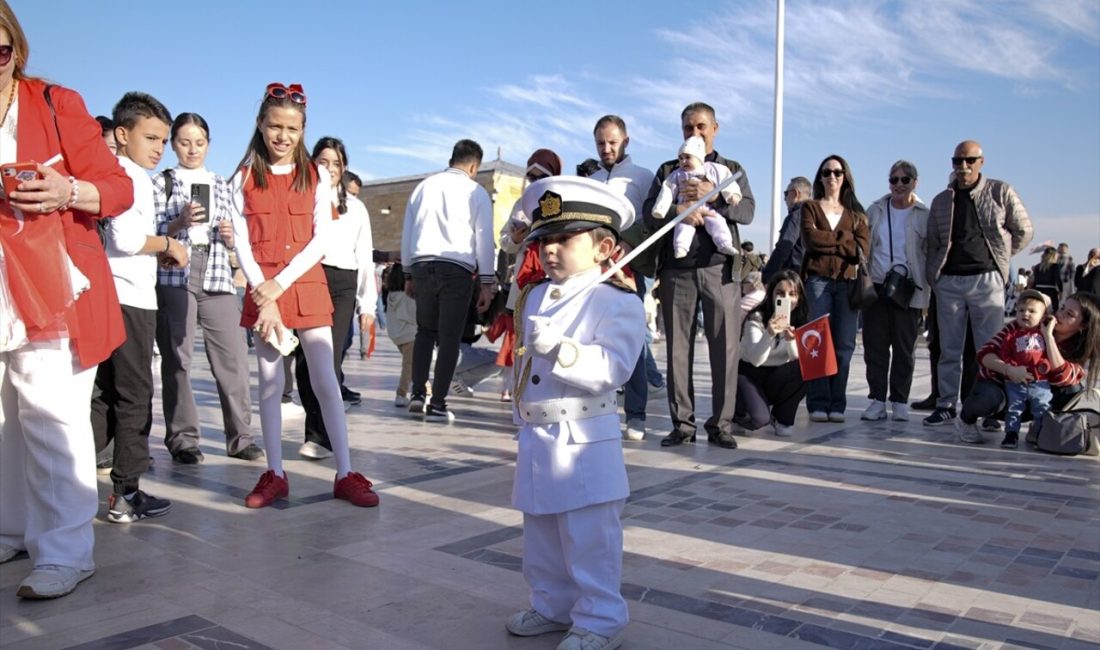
xmin=322 ymin=194 xmax=377 ymax=313
xmin=400 ymin=167 xmax=495 ymax=283
xmin=106 ymin=155 xmax=158 ymax=309
xmin=588 ymin=155 xmax=655 ymax=218
xmin=230 ymin=163 xmax=333 ymax=292
xmin=740 ymin=312 xmax=799 ymax=367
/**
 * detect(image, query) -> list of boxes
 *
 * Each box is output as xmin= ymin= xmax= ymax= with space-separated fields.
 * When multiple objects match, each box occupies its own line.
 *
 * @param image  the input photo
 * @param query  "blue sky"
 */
xmin=17 ymin=0 xmax=1100 ymax=263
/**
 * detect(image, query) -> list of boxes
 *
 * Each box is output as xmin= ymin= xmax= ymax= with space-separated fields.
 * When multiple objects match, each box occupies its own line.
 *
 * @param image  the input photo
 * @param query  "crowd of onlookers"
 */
xmin=2 ymin=1 xmax=1098 ymax=616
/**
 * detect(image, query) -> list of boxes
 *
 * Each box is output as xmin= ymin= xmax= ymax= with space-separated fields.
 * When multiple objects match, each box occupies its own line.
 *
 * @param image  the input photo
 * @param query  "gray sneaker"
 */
xmin=17 ymin=565 xmax=94 ymax=599
xmin=557 ymin=627 xmax=625 ymax=650
xmin=506 ymin=609 xmax=571 ymax=637
xmin=955 ymin=418 xmax=984 ymax=444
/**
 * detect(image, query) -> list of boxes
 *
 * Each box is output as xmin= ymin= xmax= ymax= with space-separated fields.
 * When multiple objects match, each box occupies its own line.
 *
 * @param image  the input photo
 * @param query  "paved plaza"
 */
xmin=1 ymin=335 xmax=1097 ymax=650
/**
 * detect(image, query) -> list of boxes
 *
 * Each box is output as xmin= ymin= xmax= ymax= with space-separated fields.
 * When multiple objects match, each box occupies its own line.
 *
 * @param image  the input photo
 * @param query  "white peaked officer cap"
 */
xmin=522 ymin=177 xmax=635 ymax=242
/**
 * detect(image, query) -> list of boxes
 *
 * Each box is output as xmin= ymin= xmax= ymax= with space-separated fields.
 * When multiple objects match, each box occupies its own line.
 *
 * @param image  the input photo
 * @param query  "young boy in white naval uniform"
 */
xmin=505 ymin=177 xmax=645 ymax=650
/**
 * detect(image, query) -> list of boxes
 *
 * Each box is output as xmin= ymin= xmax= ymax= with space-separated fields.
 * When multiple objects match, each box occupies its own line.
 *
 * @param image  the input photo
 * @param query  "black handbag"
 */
xmin=882 ymin=264 xmax=917 ymax=308
xmin=848 ymin=243 xmax=876 ymax=310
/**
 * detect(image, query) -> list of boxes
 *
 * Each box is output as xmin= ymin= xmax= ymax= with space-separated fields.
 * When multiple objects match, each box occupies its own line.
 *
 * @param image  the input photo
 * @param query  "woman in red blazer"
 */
xmin=0 ymin=4 xmax=133 ymax=600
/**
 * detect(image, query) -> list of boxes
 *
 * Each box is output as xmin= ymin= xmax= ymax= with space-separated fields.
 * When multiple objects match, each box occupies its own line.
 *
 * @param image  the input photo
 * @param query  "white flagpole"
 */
xmin=769 ymin=0 xmax=786 ymax=250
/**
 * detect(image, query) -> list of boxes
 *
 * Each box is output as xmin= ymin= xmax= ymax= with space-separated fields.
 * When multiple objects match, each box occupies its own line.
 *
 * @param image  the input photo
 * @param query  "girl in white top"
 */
xmin=229 ymin=83 xmax=378 ymax=509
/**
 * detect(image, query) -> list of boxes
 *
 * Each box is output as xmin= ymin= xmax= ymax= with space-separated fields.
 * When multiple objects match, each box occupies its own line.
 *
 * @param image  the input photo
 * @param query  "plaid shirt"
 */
xmin=153 ymin=170 xmax=237 ymax=294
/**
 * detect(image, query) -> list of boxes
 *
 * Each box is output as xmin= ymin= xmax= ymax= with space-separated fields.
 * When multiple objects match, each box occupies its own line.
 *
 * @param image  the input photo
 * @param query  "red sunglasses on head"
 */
xmin=265 ymin=83 xmax=306 ymax=105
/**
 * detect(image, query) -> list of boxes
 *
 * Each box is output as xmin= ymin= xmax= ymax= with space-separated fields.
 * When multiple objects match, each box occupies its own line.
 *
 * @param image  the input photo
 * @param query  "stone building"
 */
xmin=356 ymin=159 xmax=526 ymax=260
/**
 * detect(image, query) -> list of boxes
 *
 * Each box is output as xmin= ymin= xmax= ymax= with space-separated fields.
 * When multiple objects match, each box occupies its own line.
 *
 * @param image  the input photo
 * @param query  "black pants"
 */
xmin=736 ymin=360 xmax=807 ymax=428
xmin=297 ymin=265 xmax=357 ymax=449
xmin=863 ymin=289 xmax=920 ymax=403
xmin=91 ymin=305 xmax=155 ymax=494
xmin=926 ymin=291 xmax=977 ymax=401
xmin=411 ymin=261 xmax=476 ymax=406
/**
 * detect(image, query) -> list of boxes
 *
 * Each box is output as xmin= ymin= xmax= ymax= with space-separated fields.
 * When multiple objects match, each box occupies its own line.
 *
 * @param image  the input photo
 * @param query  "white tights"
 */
xmin=256 ymin=326 xmax=351 ymax=478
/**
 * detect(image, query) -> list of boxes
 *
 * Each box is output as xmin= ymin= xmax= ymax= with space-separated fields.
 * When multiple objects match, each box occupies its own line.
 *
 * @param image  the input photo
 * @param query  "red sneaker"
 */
xmin=334 ymin=472 xmax=380 ymax=507
xmin=245 ymin=470 xmax=289 ymax=508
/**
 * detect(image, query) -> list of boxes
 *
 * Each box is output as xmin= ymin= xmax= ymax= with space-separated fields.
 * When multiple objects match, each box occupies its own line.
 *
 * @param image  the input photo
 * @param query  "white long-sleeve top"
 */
xmin=322 ymin=194 xmax=378 ymax=314
xmin=400 ymin=167 xmax=495 ymax=283
xmin=105 ymin=155 xmax=158 ymax=309
xmin=740 ymin=312 xmax=799 ymax=367
xmin=230 ymin=163 xmax=333 ymax=291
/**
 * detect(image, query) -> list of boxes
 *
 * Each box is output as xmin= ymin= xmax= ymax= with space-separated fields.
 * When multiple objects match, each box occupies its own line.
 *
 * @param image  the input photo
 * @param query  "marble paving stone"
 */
xmin=2 ymin=339 xmax=1097 ymax=649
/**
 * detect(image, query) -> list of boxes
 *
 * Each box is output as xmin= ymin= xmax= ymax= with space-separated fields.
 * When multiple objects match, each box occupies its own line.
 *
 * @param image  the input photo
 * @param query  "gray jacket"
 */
xmin=926 ymin=175 xmax=1033 ymax=286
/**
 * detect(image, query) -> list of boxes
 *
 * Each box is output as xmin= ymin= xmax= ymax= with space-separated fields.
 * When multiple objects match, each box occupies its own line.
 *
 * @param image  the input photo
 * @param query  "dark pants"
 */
xmin=411 ymin=261 xmax=476 ymax=406
xmin=863 ymin=288 xmax=920 ymax=404
xmin=297 ymin=265 xmax=358 ymax=449
xmin=926 ymin=292 xmax=977 ymax=402
xmin=737 ymin=360 xmax=807 ymax=427
xmin=658 ymin=264 xmax=740 ymax=437
xmin=91 ymin=305 xmax=155 ymax=494
xmin=962 ymin=378 xmax=1078 ymax=426
xmin=282 ymin=355 xmax=295 ymax=401
xmin=804 ymin=276 xmax=859 ymax=414
xmin=624 ymin=278 xmax=650 ymax=422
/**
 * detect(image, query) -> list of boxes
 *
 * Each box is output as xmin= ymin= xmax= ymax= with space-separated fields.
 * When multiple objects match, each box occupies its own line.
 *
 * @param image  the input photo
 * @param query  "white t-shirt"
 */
xmin=824 ymin=211 xmax=843 ymax=231
xmin=106 ymin=155 xmax=158 ymax=309
xmin=323 ymin=194 xmax=378 ymax=312
xmin=871 ymin=203 xmax=912 ymax=283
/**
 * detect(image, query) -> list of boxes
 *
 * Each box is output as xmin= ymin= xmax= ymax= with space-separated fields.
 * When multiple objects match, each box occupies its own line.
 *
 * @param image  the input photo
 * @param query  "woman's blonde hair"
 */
xmin=0 ymin=1 xmax=31 ymax=81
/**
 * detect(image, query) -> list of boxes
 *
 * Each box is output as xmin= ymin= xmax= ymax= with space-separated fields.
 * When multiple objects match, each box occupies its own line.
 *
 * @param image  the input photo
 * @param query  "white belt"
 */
xmin=518 ymin=393 xmax=618 ymax=424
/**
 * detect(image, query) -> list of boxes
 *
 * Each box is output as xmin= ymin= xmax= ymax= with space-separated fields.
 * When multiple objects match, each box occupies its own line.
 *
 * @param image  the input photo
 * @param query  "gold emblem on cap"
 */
xmin=539 ymin=192 xmax=562 ymax=218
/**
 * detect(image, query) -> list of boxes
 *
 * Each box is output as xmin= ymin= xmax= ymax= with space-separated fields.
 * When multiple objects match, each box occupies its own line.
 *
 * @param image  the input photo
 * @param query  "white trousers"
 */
xmin=523 ymin=500 xmax=628 ymax=637
xmin=0 ymin=339 xmax=98 ymax=570
xmin=673 ymin=211 xmax=733 ymax=257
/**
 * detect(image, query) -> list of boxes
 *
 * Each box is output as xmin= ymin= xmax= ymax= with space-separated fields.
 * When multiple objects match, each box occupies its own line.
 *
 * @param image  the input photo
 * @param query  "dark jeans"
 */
xmin=962 ymin=378 xmax=1078 ymax=426
xmin=737 ymin=360 xmax=807 ymax=427
xmin=411 ymin=261 xmax=476 ymax=406
xmin=926 ymin=290 xmax=977 ymax=402
xmin=624 ymin=278 xmax=650 ymax=422
xmin=91 ymin=305 xmax=155 ymax=494
xmin=804 ymin=276 xmax=859 ymax=414
xmin=297 ymin=265 xmax=357 ymax=449
xmin=863 ymin=288 xmax=920 ymax=404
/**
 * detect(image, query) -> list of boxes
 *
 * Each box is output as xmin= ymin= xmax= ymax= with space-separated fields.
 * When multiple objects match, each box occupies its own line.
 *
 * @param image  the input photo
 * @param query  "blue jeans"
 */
xmin=1004 ymin=380 xmax=1052 ymax=434
xmin=624 ymin=278 xmax=653 ymax=421
xmin=804 ymin=275 xmax=859 ymax=414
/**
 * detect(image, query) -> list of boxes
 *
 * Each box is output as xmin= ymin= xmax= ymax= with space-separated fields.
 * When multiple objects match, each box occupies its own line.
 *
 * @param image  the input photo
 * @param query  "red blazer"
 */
xmin=2 ymin=78 xmax=132 ymax=368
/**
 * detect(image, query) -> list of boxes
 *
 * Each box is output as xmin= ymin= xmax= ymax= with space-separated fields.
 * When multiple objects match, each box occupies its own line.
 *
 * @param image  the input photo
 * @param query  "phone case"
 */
xmin=1 ymin=162 xmax=41 ymax=198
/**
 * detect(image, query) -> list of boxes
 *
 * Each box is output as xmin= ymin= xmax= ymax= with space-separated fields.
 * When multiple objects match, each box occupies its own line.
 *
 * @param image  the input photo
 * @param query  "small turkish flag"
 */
xmin=795 ymin=314 xmax=838 ymax=381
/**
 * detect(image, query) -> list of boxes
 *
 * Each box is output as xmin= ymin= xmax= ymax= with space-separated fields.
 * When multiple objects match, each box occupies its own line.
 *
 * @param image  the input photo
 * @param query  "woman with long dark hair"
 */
xmin=799 ymin=155 xmax=870 ymax=422
xmin=1030 ymin=247 xmax=1063 ymax=311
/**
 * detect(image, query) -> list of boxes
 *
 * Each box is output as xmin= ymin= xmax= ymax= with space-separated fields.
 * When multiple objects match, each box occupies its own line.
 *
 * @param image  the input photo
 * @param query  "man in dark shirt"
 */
xmin=923 ymin=140 xmax=1033 ymax=428
xmin=643 ymin=102 xmax=754 ymax=449
xmin=762 ymin=176 xmax=810 ymax=284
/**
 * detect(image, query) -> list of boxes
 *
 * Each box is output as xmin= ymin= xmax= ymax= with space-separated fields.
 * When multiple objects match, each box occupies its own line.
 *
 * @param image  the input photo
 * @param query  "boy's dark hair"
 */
xmin=343 ymin=170 xmax=363 ymax=187
xmin=95 ymin=115 xmax=113 ymax=137
xmin=576 ymin=158 xmax=600 ymax=178
xmin=741 ymin=241 xmax=755 ymax=252
xmin=111 ymin=91 xmax=172 ymax=130
xmin=449 ymin=139 xmax=483 ymax=167
xmin=589 ymin=226 xmax=617 ymax=244
xmin=386 ymin=262 xmax=406 ymax=293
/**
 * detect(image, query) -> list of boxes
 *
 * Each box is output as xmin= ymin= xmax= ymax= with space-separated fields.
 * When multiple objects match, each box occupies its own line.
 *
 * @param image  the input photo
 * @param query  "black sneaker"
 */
xmin=408 ymin=393 xmax=426 ymax=414
xmin=707 ymin=431 xmax=738 ymax=449
xmin=910 ymin=395 xmax=938 ymax=411
xmin=229 ymin=444 xmax=265 ymax=461
xmin=922 ymin=407 xmax=956 ymax=426
xmin=424 ymin=403 xmax=455 ymax=423
xmin=107 ymin=490 xmax=172 ymax=524
xmin=341 ymin=387 xmax=362 ymax=406
xmin=1000 ymin=431 xmax=1019 ymax=449
xmin=172 ymin=449 xmax=204 ymax=465
xmin=981 ymin=417 xmax=1002 ymax=432
xmin=660 ymin=430 xmax=696 ymax=447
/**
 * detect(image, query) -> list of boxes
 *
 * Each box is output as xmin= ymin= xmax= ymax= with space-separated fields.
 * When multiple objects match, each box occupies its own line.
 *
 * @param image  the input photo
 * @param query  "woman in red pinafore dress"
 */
xmin=229 ymin=83 xmax=378 ymax=509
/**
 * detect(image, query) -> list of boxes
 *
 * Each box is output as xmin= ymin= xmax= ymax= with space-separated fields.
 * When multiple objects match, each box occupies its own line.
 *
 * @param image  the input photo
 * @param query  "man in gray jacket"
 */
xmin=923 ymin=140 xmax=1032 ymax=427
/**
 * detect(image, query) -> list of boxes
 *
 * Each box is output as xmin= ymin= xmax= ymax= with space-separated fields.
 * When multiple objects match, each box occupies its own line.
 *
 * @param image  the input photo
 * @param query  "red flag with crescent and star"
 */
xmin=795 ymin=314 xmax=838 ymax=381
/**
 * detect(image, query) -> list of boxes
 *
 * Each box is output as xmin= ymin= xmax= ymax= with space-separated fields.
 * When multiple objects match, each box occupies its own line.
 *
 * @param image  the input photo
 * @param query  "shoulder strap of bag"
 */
xmin=42 ymin=85 xmax=63 ymax=144
xmin=162 ymin=169 xmax=174 ymax=202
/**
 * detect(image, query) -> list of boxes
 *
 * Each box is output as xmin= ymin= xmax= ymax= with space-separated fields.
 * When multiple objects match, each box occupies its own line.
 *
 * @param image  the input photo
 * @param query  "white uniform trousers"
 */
xmin=0 ymin=339 xmax=98 ymax=570
xmin=523 ymin=499 xmax=628 ymax=637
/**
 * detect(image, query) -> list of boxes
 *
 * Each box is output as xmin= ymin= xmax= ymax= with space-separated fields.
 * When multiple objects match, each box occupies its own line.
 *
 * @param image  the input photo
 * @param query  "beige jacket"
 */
xmin=866 ymin=194 xmax=931 ymax=309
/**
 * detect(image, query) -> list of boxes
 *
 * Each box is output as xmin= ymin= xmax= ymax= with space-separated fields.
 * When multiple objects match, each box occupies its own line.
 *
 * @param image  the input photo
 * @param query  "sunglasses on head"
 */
xmin=951 ymin=156 xmax=981 ymax=166
xmin=889 ymin=176 xmax=912 ymax=185
xmin=820 ymin=169 xmax=844 ymax=178
xmin=0 ymin=45 xmax=13 ymax=66
xmin=265 ymin=83 xmax=307 ymax=105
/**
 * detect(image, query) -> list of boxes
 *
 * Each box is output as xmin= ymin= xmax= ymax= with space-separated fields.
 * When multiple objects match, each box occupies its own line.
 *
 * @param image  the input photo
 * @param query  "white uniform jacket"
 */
xmin=511 ymin=269 xmax=646 ymax=515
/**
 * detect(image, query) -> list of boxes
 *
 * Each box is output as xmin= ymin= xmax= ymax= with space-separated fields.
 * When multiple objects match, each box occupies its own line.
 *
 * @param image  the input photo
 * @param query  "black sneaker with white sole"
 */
xmin=424 ymin=403 xmax=455 ymax=423
xmin=107 ymin=490 xmax=172 ymax=524
xmin=408 ymin=393 xmax=426 ymax=414
xmin=922 ymin=407 xmax=956 ymax=426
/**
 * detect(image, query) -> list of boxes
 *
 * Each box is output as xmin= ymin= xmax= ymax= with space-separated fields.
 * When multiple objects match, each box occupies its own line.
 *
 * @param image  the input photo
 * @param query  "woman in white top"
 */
xmin=293 ymin=136 xmax=376 ymax=460
xmin=737 ymin=270 xmax=809 ymax=437
xmin=154 ymin=112 xmax=263 ymax=464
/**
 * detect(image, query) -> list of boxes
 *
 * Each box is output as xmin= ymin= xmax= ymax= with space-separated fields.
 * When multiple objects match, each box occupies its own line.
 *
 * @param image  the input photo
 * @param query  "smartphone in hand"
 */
xmin=774 ymin=295 xmax=791 ymax=322
xmin=1 ymin=162 xmax=42 ymax=198
xmin=190 ymin=183 xmax=211 ymax=223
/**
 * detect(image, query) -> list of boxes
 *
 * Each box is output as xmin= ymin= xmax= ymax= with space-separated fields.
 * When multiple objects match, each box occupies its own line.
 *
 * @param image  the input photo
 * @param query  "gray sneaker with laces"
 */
xmin=506 ymin=609 xmax=571 ymax=637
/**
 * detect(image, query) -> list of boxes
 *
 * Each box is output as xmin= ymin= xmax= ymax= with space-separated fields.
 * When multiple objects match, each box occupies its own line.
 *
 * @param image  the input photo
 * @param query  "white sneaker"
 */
xmin=774 ymin=423 xmax=793 ymax=437
xmin=890 ymin=402 xmax=910 ymax=421
xmin=281 ymin=401 xmax=305 ymax=418
xmin=17 ymin=565 xmax=94 ymax=599
xmin=809 ymin=411 xmax=828 ymax=422
xmin=624 ymin=419 xmax=645 ymax=441
xmin=955 ymin=418 xmax=984 ymax=444
xmin=828 ymin=412 xmax=846 ymax=423
xmin=450 ymin=381 xmax=474 ymax=398
xmin=861 ymin=400 xmax=888 ymax=421
xmin=0 ymin=543 xmax=24 ymax=563
xmin=647 ymin=383 xmax=667 ymax=398
xmin=506 ymin=609 xmax=571 ymax=637
xmin=557 ymin=627 xmax=624 ymax=650
xmin=394 ymin=395 xmax=408 ymax=408
xmin=298 ymin=441 xmax=333 ymax=460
